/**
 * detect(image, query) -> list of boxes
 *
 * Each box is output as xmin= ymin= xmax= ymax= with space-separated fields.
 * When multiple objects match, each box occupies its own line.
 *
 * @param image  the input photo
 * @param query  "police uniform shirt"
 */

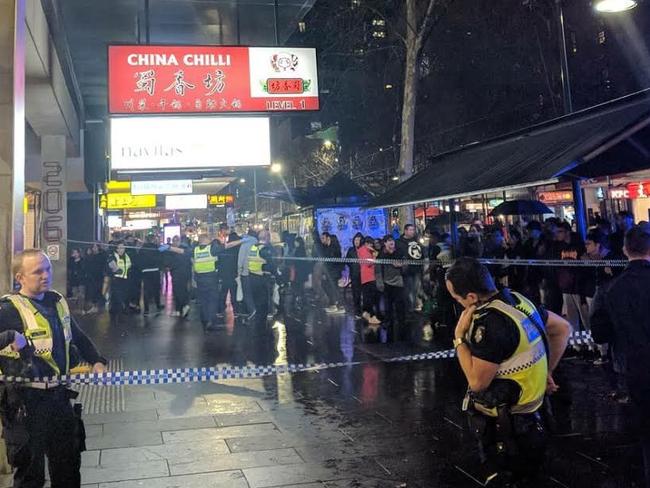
xmin=0 ymin=292 xmax=106 ymax=378
xmin=469 ymin=289 xmax=548 ymax=366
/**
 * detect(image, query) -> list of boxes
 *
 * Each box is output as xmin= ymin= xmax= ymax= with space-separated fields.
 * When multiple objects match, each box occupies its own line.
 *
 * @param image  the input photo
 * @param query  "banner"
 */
xmin=108 ymin=45 xmax=319 ymax=114
xmin=315 ymin=207 xmax=387 ymax=255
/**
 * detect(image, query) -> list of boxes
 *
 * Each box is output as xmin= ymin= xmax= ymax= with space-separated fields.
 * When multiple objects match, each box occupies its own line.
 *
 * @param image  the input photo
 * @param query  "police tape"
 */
xmin=64 ymin=239 xmax=626 ymax=268
xmin=0 ymin=331 xmax=595 ymax=387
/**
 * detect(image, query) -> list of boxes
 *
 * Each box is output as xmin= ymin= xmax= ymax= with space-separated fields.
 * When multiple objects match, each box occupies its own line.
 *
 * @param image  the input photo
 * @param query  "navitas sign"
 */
xmin=108 ymin=45 xmax=319 ymax=114
xmin=110 ymin=116 xmax=271 ymax=171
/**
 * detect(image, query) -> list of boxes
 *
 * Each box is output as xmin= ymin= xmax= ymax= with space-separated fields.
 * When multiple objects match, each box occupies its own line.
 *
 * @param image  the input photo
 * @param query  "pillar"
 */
xmin=448 ymin=198 xmax=459 ymax=257
xmin=40 ymin=135 xmax=67 ymax=292
xmin=572 ymin=178 xmax=587 ymax=242
xmin=0 ymin=0 xmax=26 ymax=292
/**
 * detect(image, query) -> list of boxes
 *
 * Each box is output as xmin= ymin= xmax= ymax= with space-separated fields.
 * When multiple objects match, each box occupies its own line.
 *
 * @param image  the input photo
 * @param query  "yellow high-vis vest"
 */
xmin=113 ymin=252 xmax=131 ymax=279
xmin=468 ymin=291 xmax=548 ymax=417
xmin=193 ymin=246 xmax=217 ymax=274
xmin=0 ymin=292 xmax=72 ymax=376
xmin=248 ymin=245 xmax=265 ymax=275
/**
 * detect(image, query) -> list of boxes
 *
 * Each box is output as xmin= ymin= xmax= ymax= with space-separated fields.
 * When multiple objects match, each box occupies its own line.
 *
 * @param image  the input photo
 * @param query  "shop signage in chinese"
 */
xmin=106 ymin=180 xmax=131 ymax=192
xmin=131 ymin=179 xmax=192 ymax=195
xmin=626 ymin=181 xmax=650 ymax=199
xmin=537 ymin=190 xmax=573 ymax=205
xmin=100 ymin=193 xmax=157 ymax=209
xmin=108 ymin=45 xmax=319 ymax=114
xmin=208 ymin=194 xmax=235 ymax=206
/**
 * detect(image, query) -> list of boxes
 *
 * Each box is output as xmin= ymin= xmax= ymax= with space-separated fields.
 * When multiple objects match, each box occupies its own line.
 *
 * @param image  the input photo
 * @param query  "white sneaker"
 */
xmin=362 ymin=311 xmax=372 ymax=321
xmin=325 ymin=306 xmax=338 ymax=313
xmin=368 ymin=315 xmax=381 ymax=325
xmin=182 ymin=305 xmax=190 ymax=317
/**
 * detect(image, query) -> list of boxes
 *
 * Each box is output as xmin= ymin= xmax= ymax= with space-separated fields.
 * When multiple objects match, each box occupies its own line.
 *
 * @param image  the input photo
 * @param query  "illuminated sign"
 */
xmin=100 ymin=193 xmax=157 ymax=209
xmin=107 ymin=215 xmax=123 ymax=228
xmin=165 ymin=194 xmax=207 ymax=210
xmin=108 ymin=45 xmax=319 ymax=114
xmin=106 ymin=180 xmax=131 ymax=191
xmin=609 ymin=188 xmax=629 ymax=199
xmin=131 ymin=179 xmax=192 ymax=195
xmin=626 ymin=181 xmax=650 ymax=199
xmin=125 ymin=219 xmax=158 ymax=230
xmin=537 ymin=190 xmax=573 ymax=205
xmin=110 ymin=116 xmax=271 ymax=171
xmin=208 ymin=194 xmax=235 ymax=206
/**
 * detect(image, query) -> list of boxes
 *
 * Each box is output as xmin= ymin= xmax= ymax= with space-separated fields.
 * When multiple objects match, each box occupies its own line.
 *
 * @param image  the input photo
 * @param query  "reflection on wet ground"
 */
xmin=66 ymin=291 xmax=645 ymax=487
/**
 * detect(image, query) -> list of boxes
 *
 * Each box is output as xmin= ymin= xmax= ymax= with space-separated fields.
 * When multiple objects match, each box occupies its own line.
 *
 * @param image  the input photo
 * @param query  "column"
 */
xmin=0 ymin=0 xmax=26 ymax=292
xmin=40 ymin=135 xmax=67 ymax=292
xmin=572 ymin=178 xmax=587 ymax=242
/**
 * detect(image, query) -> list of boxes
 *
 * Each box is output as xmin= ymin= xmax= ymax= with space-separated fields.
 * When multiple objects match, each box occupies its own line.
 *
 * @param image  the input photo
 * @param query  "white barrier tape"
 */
xmin=0 ymin=331 xmax=594 ymax=386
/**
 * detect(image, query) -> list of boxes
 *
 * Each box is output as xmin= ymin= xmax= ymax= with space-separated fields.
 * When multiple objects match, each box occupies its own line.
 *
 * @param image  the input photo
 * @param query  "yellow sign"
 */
xmin=106 ymin=180 xmax=131 ymax=191
xmin=100 ymin=193 xmax=156 ymax=209
xmin=208 ymin=194 xmax=234 ymax=206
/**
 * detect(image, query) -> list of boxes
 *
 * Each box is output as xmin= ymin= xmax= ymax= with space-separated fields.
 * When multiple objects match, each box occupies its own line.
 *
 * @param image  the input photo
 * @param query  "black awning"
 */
xmin=371 ymin=90 xmax=650 ymax=208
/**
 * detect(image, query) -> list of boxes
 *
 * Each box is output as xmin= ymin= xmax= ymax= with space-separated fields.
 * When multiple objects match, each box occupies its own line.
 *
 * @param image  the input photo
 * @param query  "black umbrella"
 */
xmin=490 ymin=200 xmax=552 ymax=216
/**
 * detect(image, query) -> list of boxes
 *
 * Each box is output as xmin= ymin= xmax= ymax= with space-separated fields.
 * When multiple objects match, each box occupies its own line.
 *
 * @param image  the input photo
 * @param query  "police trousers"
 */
xmin=195 ymin=272 xmax=219 ymax=326
xmin=250 ymin=274 xmax=270 ymax=328
xmin=3 ymin=387 xmax=82 ymax=488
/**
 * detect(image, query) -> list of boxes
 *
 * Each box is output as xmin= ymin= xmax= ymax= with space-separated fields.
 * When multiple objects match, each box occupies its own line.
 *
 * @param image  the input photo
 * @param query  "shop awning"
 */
xmin=371 ymin=90 xmax=650 ymax=208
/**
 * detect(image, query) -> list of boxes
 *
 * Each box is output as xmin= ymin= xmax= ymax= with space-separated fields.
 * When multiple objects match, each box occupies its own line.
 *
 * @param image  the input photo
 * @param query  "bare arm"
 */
xmin=455 ymin=343 xmax=499 ymax=392
xmin=544 ymin=310 xmax=571 ymax=374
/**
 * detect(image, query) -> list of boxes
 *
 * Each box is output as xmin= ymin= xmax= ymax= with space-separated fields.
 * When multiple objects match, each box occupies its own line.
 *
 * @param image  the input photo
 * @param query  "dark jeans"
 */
xmin=250 ymin=274 xmax=270 ymax=328
xmin=196 ymin=272 xmax=219 ymax=326
xmin=362 ymin=282 xmax=379 ymax=316
xmin=351 ymin=277 xmax=362 ymax=314
xmin=403 ymin=273 xmax=422 ymax=313
xmin=109 ymin=278 xmax=129 ymax=315
xmin=383 ymin=284 xmax=405 ymax=328
xmin=241 ymin=275 xmax=256 ymax=314
xmin=171 ymin=271 xmax=190 ymax=312
xmin=142 ymin=271 xmax=161 ymax=312
xmin=5 ymin=388 xmax=81 ymax=488
xmin=323 ymin=270 xmax=340 ymax=306
xmin=219 ymin=275 xmax=238 ymax=314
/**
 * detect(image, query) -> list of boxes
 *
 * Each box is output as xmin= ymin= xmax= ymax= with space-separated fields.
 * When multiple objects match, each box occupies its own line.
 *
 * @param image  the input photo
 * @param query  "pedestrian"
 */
xmin=590 ymin=225 xmax=650 ymax=488
xmin=291 ymin=236 xmax=311 ymax=307
xmin=139 ymin=235 xmax=163 ymax=316
xmin=0 ymin=249 xmax=107 ymax=487
xmin=192 ymin=233 xmax=220 ymax=330
xmin=247 ymin=230 xmax=276 ymax=328
xmin=521 ymin=221 xmax=546 ymax=305
xmin=165 ymin=235 xmax=192 ymax=317
xmin=238 ymin=228 xmax=259 ymax=318
xmin=609 ymin=210 xmax=634 ymax=256
xmin=321 ymin=232 xmax=344 ymax=314
xmin=67 ymin=248 xmax=85 ymax=308
xmin=375 ymin=235 xmax=406 ymax=341
xmin=107 ymin=241 xmax=131 ymax=318
xmin=124 ymin=236 xmax=142 ymax=313
xmin=358 ymin=236 xmax=381 ymax=324
xmin=397 ymin=224 xmax=424 ymax=313
xmin=217 ymin=225 xmax=242 ymax=317
xmin=346 ymin=232 xmax=364 ymax=317
xmin=446 ymin=257 xmax=570 ymax=485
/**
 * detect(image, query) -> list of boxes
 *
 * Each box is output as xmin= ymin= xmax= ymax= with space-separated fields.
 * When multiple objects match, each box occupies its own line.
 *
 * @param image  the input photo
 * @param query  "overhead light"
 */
xmin=594 ymin=0 xmax=637 ymax=12
xmin=323 ymin=140 xmax=333 ymax=149
xmin=385 ymin=84 xmax=393 ymax=89
xmin=239 ymin=178 xmax=246 ymax=183
xmin=391 ymin=176 xmax=399 ymax=181
xmin=270 ymin=162 xmax=283 ymax=173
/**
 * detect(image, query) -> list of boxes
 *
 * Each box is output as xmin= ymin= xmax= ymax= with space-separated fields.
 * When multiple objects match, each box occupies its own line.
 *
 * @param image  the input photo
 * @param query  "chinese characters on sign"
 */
xmin=108 ymin=46 xmax=319 ymax=114
xmin=208 ymin=194 xmax=235 ymax=206
xmin=100 ymin=193 xmax=157 ymax=209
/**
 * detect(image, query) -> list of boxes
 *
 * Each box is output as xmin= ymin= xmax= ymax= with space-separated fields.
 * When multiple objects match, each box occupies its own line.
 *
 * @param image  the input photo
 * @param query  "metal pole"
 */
xmin=273 ymin=0 xmax=280 ymax=46
xmin=253 ymin=168 xmax=258 ymax=225
xmin=572 ymin=178 xmax=587 ymax=241
xmin=556 ymin=0 xmax=573 ymax=114
xmin=448 ymin=199 xmax=459 ymax=257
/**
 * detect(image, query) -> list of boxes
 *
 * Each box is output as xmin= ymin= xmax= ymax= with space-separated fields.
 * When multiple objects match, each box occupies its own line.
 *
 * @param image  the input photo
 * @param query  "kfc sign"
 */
xmin=108 ymin=45 xmax=319 ymax=114
xmin=626 ymin=181 xmax=650 ymax=199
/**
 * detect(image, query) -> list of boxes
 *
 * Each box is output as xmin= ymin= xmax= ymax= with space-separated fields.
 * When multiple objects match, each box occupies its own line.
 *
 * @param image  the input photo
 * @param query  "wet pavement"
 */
xmin=5 ymin=290 xmax=643 ymax=487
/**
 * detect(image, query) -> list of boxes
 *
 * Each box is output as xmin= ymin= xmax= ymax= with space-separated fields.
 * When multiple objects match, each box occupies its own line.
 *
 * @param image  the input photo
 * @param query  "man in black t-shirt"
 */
xmin=445 ymin=258 xmax=570 ymax=484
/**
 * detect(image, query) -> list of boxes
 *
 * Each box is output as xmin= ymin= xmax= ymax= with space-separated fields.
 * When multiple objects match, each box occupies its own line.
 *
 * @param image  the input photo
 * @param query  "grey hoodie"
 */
xmin=237 ymin=236 xmax=258 ymax=277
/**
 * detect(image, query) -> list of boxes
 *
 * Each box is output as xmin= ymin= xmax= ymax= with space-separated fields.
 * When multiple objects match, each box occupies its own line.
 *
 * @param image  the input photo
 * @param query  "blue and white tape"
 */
xmin=0 ymin=331 xmax=594 ymax=387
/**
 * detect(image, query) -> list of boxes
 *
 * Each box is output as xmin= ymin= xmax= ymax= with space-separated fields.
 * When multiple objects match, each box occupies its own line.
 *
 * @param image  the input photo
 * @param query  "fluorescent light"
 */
xmin=594 ymin=0 xmax=637 ymax=12
xmin=110 ymin=116 xmax=271 ymax=171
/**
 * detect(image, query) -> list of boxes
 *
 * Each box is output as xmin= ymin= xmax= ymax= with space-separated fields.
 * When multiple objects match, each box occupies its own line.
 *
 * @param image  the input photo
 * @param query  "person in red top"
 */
xmin=358 ymin=236 xmax=381 ymax=324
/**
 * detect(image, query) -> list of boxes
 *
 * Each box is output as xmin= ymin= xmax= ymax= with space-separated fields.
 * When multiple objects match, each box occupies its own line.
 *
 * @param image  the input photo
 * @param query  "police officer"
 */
xmin=247 ymin=230 xmax=276 ymax=328
xmin=0 ymin=249 xmax=106 ymax=487
xmin=192 ymin=234 xmax=220 ymax=331
xmin=107 ymin=241 xmax=131 ymax=318
xmin=445 ymin=257 xmax=570 ymax=485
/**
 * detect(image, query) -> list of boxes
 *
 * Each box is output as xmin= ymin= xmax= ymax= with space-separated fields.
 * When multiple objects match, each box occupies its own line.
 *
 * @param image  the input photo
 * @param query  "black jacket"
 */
xmin=591 ymin=260 xmax=650 ymax=386
xmin=396 ymin=236 xmax=423 ymax=276
xmin=0 ymin=292 xmax=106 ymax=378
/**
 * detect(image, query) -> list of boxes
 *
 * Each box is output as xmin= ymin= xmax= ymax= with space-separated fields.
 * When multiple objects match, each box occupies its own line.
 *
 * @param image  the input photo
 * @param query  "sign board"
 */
xmin=107 ymin=215 xmax=123 ymax=228
xmin=108 ymin=45 xmax=319 ymax=114
xmin=165 ymin=194 xmax=207 ymax=210
xmin=131 ymin=179 xmax=192 ymax=195
xmin=626 ymin=181 xmax=650 ymax=199
xmin=537 ymin=190 xmax=573 ymax=205
xmin=100 ymin=193 xmax=157 ymax=209
xmin=110 ymin=116 xmax=271 ymax=171
xmin=315 ymin=207 xmax=387 ymax=255
xmin=45 ymin=244 xmax=60 ymax=261
xmin=124 ymin=219 xmax=158 ymax=230
xmin=106 ymin=180 xmax=131 ymax=191
xmin=609 ymin=188 xmax=629 ymax=199
xmin=208 ymin=194 xmax=235 ymax=206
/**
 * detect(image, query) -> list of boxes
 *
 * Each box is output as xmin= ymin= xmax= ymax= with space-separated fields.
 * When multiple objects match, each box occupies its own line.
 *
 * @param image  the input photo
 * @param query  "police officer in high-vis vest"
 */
xmin=445 ymin=257 xmax=570 ymax=486
xmin=107 ymin=241 xmax=131 ymax=318
xmin=0 ymin=249 xmax=106 ymax=487
xmin=247 ymin=230 xmax=276 ymax=328
xmin=192 ymin=234 xmax=221 ymax=330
